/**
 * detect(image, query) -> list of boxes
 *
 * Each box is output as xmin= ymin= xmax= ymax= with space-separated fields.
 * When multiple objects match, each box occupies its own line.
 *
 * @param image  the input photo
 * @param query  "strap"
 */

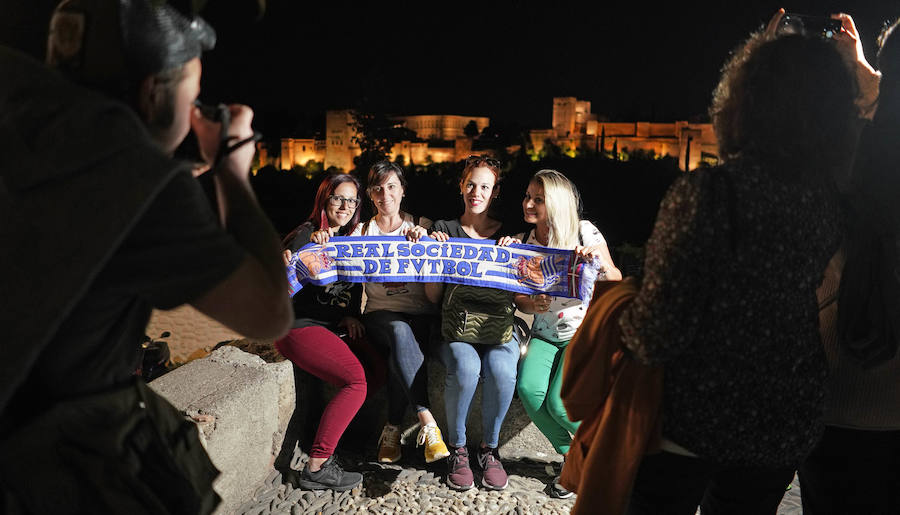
xmin=195 ymin=101 xmax=263 ymax=172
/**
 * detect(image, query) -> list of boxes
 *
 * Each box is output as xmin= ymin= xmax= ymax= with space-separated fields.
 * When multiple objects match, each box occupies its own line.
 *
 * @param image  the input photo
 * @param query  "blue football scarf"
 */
xmin=287 ymin=236 xmax=605 ymax=301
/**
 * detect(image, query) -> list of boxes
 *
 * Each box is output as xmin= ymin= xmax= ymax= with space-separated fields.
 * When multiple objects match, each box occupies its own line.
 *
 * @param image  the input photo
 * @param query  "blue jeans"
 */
xmin=439 ymin=337 xmax=519 ymax=448
xmin=364 ymin=310 xmax=436 ymax=424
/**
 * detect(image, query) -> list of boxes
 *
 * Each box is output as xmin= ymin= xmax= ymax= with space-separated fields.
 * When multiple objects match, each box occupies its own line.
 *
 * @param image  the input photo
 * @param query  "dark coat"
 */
xmin=0 ymin=46 xmax=185 ymax=412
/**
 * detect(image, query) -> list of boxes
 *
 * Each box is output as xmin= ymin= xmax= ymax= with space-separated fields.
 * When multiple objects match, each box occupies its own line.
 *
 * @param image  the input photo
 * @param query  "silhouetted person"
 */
xmin=799 ymin=15 xmax=900 ymax=515
xmin=619 ymin=13 xmax=859 ymax=515
xmin=0 ymin=1 xmax=291 ymax=513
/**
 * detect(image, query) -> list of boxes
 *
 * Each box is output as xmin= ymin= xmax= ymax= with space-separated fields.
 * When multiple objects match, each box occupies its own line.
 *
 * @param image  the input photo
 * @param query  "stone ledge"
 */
xmin=151 ymin=345 xmax=561 ymax=513
xmin=149 ymin=346 xmax=294 ymax=515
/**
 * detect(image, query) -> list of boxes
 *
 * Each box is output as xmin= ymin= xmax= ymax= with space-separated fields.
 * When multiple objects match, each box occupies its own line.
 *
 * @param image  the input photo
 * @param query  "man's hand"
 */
xmin=190 ymin=103 xmax=256 ymax=176
xmin=189 ymin=102 xmax=292 ymax=340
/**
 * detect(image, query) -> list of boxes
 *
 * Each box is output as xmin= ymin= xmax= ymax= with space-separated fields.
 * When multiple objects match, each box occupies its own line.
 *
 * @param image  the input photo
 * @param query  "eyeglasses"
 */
xmin=328 ymin=195 xmax=359 ymax=208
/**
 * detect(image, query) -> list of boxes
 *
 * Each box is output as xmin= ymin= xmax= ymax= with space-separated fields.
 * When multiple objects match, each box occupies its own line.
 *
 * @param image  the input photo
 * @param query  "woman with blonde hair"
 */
xmin=514 ymin=169 xmax=621 ymax=498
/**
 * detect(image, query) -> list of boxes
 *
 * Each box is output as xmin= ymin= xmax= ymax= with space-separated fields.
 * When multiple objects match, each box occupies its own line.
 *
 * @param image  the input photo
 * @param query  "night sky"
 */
xmin=3 ymin=0 xmax=899 ymax=138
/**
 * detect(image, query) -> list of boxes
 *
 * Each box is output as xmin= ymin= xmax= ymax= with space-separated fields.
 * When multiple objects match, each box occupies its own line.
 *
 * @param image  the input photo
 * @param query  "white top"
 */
xmin=350 ymin=212 xmax=435 ymax=315
xmin=527 ymin=220 xmax=606 ymax=343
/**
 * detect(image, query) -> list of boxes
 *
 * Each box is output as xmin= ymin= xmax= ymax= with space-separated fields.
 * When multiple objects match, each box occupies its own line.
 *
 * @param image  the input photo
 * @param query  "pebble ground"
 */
xmin=236 ymin=442 xmax=575 ymax=515
xmin=235 ymin=445 xmax=805 ymax=515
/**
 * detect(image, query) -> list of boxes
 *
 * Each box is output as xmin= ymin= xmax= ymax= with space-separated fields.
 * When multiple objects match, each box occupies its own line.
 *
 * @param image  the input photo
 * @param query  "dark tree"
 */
xmin=600 ymin=126 xmax=606 ymax=158
xmin=463 ymin=120 xmax=480 ymax=138
xmin=350 ymin=110 xmax=418 ymax=174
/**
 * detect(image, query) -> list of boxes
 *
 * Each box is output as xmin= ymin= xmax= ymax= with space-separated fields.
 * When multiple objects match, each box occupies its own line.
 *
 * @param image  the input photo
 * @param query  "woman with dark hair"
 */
xmin=350 ymin=160 xmax=450 ymax=466
xmin=798 ymin=15 xmax=900 ymax=515
xmin=617 ymin=14 xmax=859 ymax=514
xmin=276 ymin=172 xmax=366 ymax=491
xmin=425 ymin=155 xmax=519 ymax=491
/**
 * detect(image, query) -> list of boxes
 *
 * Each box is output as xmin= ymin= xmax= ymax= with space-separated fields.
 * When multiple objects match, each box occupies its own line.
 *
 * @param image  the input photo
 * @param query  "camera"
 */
xmin=174 ymin=101 xmax=229 ymax=169
xmin=777 ymin=13 xmax=843 ymax=40
xmin=193 ymin=100 xmax=229 ymax=123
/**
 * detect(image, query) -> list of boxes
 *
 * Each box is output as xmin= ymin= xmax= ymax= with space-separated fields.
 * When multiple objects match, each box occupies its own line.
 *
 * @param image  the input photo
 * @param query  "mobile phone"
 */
xmin=777 ymin=13 xmax=843 ymax=40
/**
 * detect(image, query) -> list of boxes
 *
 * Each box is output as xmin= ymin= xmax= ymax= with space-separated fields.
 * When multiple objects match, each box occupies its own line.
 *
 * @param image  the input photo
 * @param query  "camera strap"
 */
xmin=208 ymin=104 xmax=262 ymax=171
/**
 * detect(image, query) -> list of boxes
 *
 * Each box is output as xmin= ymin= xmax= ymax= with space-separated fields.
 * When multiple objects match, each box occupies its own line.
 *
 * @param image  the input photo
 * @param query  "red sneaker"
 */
xmin=446 ymin=446 xmax=475 ymax=490
xmin=477 ymin=446 xmax=508 ymax=490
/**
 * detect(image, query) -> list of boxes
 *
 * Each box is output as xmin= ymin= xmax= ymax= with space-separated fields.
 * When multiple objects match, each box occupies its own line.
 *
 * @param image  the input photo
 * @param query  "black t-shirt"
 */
xmin=285 ymin=222 xmax=362 ymax=329
xmin=5 ymin=171 xmax=245 ymax=423
xmin=432 ymin=218 xmax=503 ymax=241
xmin=431 ymin=218 xmax=513 ymax=309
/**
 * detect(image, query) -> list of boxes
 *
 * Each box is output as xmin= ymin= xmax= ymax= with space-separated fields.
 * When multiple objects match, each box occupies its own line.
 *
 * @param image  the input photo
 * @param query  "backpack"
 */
xmin=441 ymin=284 xmax=515 ymax=345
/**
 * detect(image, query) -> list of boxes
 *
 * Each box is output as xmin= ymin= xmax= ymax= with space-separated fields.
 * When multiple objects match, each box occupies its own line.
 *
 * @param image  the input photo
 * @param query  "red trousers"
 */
xmin=275 ymin=326 xmax=367 ymax=459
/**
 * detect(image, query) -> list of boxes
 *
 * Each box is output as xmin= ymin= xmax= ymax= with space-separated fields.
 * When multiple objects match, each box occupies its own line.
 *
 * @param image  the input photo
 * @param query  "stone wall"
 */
xmin=150 ymin=341 xmax=559 ymax=512
xmin=150 ymin=346 xmax=294 ymax=515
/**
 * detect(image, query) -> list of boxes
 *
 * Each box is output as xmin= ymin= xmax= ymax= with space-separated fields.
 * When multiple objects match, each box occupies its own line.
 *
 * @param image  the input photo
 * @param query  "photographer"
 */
xmin=618 ymin=11 xmax=858 ymax=515
xmin=0 ymin=1 xmax=291 ymax=513
xmin=799 ymin=15 xmax=900 ymax=515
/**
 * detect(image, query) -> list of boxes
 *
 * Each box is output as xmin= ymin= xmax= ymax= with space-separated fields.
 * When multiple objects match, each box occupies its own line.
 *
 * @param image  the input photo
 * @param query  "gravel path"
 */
xmin=236 ymin=443 xmax=574 ymax=515
xmin=235 ymin=444 xmax=805 ymax=515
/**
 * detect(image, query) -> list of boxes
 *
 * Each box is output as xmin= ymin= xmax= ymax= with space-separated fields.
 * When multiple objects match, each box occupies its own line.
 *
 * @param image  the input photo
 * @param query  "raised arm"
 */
xmin=189 ymin=104 xmax=292 ymax=339
xmin=832 ymin=13 xmax=881 ymax=121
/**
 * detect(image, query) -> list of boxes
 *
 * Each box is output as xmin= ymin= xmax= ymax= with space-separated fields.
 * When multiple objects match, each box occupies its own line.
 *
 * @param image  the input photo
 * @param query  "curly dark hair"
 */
xmin=711 ymin=32 xmax=857 ymax=182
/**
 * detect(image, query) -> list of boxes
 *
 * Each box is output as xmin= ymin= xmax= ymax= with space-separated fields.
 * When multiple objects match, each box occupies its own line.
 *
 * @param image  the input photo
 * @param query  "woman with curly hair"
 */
xmin=620 ymin=13 xmax=859 ymax=514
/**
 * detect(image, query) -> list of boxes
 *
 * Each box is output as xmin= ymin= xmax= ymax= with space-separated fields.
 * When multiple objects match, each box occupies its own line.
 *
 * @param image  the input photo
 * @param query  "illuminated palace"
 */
xmin=268 ymin=97 xmax=718 ymax=172
xmin=529 ymin=97 xmax=719 ymax=171
xmin=272 ymin=111 xmax=490 ymax=172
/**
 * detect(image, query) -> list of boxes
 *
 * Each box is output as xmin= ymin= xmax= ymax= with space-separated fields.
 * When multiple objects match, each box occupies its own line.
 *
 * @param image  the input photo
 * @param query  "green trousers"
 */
xmin=516 ymin=336 xmax=580 ymax=455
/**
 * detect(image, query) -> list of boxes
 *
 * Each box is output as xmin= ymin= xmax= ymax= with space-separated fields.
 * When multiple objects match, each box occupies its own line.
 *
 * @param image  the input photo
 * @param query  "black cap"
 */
xmin=47 ymin=0 xmax=215 ymax=94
